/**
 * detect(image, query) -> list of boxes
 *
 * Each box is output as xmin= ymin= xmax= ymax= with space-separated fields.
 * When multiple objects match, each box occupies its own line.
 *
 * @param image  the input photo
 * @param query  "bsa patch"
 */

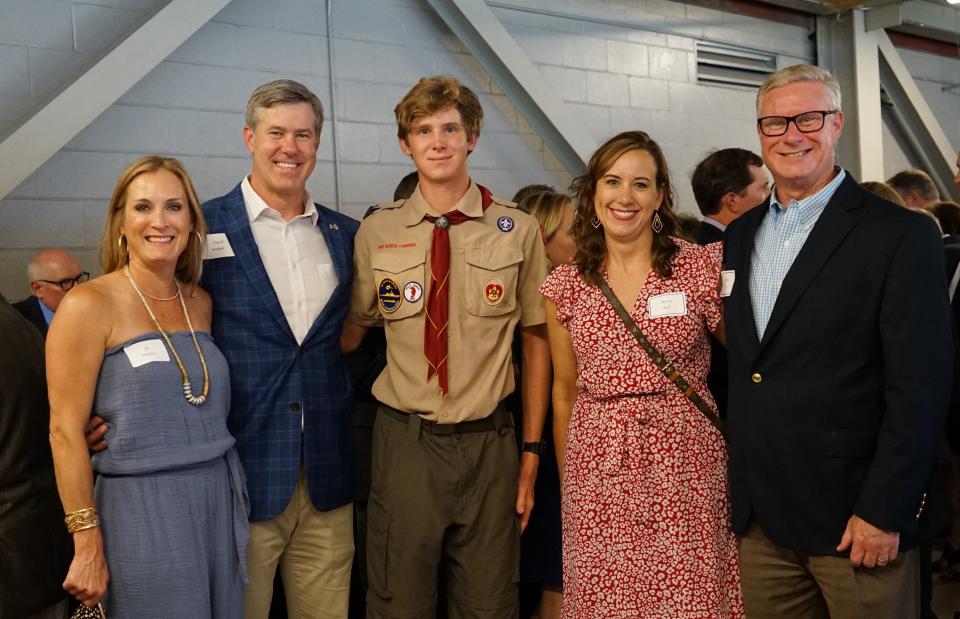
xmin=403 ymin=281 xmax=423 ymax=303
xmin=484 ymin=279 xmax=505 ymax=305
xmin=378 ymin=278 xmax=402 ymax=314
xmin=497 ymin=216 xmax=514 ymax=232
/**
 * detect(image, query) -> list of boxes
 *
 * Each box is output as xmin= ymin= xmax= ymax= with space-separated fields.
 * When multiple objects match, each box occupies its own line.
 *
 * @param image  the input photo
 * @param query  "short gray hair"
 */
xmin=757 ymin=64 xmax=842 ymax=113
xmin=245 ymin=79 xmax=324 ymax=136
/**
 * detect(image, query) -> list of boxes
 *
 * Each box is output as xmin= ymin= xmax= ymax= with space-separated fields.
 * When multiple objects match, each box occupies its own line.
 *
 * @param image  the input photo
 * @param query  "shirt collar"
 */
xmin=241 ymin=176 xmax=318 ymax=226
xmin=769 ymin=167 xmax=846 ymax=218
xmin=39 ymin=298 xmax=55 ymax=325
xmin=702 ymin=216 xmax=726 ymax=232
xmin=404 ymin=180 xmax=483 ymax=227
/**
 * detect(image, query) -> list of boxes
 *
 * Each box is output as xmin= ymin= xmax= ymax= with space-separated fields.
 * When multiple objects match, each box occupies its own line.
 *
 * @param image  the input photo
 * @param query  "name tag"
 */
xmin=720 ymin=270 xmax=735 ymax=298
xmin=123 ymin=339 xmax=170 ymax=368
xmin=648 ymin=292 xmax=687 ymax=318
xmin=203 ymin=233 xmax=235 ymax=259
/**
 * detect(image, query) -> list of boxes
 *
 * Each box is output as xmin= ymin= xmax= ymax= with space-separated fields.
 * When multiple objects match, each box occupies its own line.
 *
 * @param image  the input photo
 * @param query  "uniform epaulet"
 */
xmin=491 ymin=196 xmax=517 ymax=209
xmin=363 ymin=199 xmax=406 ymax=220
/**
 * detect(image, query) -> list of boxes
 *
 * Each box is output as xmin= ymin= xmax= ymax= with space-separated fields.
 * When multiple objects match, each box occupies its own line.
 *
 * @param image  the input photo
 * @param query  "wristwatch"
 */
xmin=521 ymin=439 xmax=547 ymax=456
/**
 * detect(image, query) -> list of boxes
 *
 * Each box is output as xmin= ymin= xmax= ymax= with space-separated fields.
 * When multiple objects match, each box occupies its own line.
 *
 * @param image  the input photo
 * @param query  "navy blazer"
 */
xmin=13 ymin=296 xmax=49 ymax=338
xmin=202 ymin=184 xmax=360 ymax=520
xmin=723 ymin=175 xmax=953 ymax=555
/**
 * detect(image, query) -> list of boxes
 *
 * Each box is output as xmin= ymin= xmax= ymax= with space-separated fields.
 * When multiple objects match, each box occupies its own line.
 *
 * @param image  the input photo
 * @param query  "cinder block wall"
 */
xmin=1 ymin=0 xmax=956 ymax=300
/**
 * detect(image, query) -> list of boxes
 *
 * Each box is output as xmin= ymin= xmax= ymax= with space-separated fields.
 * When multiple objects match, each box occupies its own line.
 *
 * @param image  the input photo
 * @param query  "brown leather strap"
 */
xmin=596 ymin=278 xmax=725 ymax=435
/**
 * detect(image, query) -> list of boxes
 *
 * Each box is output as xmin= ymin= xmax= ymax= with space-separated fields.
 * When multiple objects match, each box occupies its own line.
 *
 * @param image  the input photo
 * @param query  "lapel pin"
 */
xmin=328 ymin=223 xmax=339 ymax=230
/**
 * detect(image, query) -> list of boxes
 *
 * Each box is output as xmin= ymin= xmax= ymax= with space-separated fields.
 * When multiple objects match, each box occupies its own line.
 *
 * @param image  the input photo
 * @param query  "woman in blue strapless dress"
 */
xmin=47 ymin=156 xmax=248 ymax=618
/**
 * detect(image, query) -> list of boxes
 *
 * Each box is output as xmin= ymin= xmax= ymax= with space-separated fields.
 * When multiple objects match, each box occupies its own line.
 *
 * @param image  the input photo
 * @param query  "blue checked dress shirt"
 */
xmin=749 ymin=169 xmax=846 ymax=338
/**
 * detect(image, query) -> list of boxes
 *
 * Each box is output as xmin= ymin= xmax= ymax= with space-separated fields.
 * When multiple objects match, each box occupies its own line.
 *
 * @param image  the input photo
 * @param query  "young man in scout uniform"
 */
xmin=341 ymin=75 xmax=550 ymax=618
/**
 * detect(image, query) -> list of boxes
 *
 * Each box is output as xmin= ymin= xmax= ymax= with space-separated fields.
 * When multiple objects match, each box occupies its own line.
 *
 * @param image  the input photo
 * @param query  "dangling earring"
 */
xmin=194 ymin=230 xmax=203 ymax=246
xmin=591 ymin=215 xmax=602 ymax=229
xmin=118 ymin=234 xmax=128 ymax=264
xmin=652 ymin=211 xmax=663 ymax=234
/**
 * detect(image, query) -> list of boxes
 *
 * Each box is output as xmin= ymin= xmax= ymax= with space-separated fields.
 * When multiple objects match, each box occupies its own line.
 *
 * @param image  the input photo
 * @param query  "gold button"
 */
xmin=751 ymin=372 xmax=762 ymax=383
xmin=441 ymin=410 xmax=449 ymax=419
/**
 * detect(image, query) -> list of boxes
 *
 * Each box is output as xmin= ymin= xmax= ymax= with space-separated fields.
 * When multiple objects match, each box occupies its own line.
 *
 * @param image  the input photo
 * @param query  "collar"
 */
xmin=404 ymin=180 xmax=483 ymax=227
xmin=39 ymin=298 xmax=55 ymax=325
xmin=702 ymin=216 xmax=726 ymax=232
xmin=241 ymin=176 xmax=318 ymax=225
xmin=769 ymin=167 xmax=846 ymax=218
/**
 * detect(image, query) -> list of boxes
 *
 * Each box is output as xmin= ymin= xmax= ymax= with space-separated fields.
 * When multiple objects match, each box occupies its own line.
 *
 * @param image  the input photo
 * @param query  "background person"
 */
xmin=542 ymin=130 xmax=743 ymax=618
xmin=13 ymin=249 xmax=88 ymax=338
xmin=887 ymin=168 xmax=940 ymax=210
xmin=690 ymin=147 xmax=769 ymax=245
xmin=47 ymin=156 xmax=247 ymax=617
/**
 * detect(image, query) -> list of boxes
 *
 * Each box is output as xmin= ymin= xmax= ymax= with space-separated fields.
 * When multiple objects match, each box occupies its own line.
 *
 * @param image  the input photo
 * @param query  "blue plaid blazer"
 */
xmin=201 ymin=184 xmax=360 ymax=520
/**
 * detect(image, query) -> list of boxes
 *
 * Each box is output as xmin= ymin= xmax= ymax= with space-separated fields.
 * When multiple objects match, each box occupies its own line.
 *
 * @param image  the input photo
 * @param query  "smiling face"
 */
xmin=399 ymin=106 xmax=477 ymax=189
xmin=119 ymin=168 xmax=193 ymax=269
xmin=757 ymin=80 xmax=843 ymax=201
xmin=244 ymin=102 xmax=319 ymax=207
xmin=593 ymin=148 xmax=663 ymax=245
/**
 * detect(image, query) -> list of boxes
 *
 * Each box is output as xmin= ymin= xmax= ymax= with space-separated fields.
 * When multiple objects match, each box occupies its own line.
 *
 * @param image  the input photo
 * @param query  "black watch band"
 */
xmin=522 ymin=439 xmax=547 ymax=456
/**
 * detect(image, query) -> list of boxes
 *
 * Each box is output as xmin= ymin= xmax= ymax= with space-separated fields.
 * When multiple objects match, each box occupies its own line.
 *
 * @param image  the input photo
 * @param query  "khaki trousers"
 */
xmin=244 ymin=472 xmax=354 ymax=619
xmin=739 ymin=520 xmax=919 ymax=619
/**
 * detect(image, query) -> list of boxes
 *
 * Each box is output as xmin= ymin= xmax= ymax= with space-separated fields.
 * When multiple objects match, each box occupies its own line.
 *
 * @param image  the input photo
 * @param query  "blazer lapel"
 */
xmin=757 ymin=175 xmax=860 ymax=352
xmin=729 ymin=204 xmax=765 ymax=353
xmin=222 ymin=187 xmax=296 ymax=342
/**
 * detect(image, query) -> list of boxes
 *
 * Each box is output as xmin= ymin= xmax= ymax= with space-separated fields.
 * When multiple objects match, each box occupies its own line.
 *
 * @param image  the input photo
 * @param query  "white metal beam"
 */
xmin=425 ymin=0 xmax=593 ymax=174
xmin=816 ymin=10 xmax=884 ymax=181
xmin=0 ymin=0 xmax=231 ymax=200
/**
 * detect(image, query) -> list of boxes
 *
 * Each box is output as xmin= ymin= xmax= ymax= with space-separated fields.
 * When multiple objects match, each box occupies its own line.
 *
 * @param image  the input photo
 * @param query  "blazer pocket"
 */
xmin=819 ymin=429 xmax=877 ymax=458
xmin=372 ymin=250 xmax=426 ymax=321
xmin=463 ymin=246 xmax=523 ymax=317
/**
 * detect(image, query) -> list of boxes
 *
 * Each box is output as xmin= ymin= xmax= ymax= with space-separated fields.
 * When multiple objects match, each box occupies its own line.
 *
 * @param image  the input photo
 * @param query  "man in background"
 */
xmin=13 ymin=249 xmax=88 ymax=337
xmin=690 ymin=147 xmax=769 ymax=245
xmin=888 ymin=168 xmax=940 ymax=210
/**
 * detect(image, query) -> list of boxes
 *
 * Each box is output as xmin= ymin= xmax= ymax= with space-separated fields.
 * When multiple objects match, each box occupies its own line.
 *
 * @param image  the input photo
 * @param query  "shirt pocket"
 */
xmin=463 ymin=246 xmax=523 ymax=317
xmin=372 ymin=250 xmax=426 ymax=320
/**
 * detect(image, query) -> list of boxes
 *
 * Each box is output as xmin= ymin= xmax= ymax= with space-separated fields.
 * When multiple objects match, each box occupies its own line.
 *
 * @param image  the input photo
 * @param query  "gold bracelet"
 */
xmin=64 ymin=507 xmax=100 ymax=534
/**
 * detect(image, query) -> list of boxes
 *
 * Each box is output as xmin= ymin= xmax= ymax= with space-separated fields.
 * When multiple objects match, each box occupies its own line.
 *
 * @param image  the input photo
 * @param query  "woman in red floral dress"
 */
xmin=541 ymin=131 xmax=743 ymax=618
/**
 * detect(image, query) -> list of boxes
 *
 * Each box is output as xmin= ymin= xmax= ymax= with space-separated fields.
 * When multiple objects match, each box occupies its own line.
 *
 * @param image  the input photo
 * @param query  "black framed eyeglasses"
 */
xmin=757 ymin=110 xmax=838 ymax=137
xmin=37 ymin=272 xmax=90 ymax=291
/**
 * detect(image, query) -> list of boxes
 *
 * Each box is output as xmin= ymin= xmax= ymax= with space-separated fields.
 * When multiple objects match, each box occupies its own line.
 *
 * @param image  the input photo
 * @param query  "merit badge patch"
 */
xmin=403 ymin=281 xmax=423 ymax=303
xmin=484 ymin=279 xmax=505 ymax=305
xmin=497 ymin=216 xmax=514 ymax=232
xmin=378 ymin=278 xmax=402 ymax=313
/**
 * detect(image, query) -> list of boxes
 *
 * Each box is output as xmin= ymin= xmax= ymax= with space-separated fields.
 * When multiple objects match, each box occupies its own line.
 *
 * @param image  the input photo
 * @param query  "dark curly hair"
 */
xmin=570 ymin=131 xmax=680 ymax=285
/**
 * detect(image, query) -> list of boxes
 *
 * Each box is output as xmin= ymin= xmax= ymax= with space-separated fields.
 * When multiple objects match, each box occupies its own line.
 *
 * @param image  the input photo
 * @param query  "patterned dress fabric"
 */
xmin=540 ymin=239 xmax=743 ymax=618
xmin=91 ymin=331 xmax=248 ymax=618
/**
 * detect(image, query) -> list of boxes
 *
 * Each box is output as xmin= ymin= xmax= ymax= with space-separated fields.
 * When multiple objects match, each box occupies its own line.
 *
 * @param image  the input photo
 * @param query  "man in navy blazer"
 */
xmin=724 ymin=64 xmax=953 ymax=617
xmin=201 ymin=80 xmax=359 ymax=618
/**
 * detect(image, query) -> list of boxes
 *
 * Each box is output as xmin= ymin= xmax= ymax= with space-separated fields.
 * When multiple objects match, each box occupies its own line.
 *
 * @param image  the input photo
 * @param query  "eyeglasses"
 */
xmin=37 ymin=272 xmax=90 ymax=292
xmin=757 ymin=110 xmax=838 ymax=137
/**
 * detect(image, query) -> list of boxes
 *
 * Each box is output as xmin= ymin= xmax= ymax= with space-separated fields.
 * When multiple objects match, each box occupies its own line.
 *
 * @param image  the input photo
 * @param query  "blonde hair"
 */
xmin=757 ymin=64 xmax=841 ymax=112
xmin=246 ymin=79 xmax=324 ymax=136
xmin=395 ymin=76 xmax=483 ymax=141
xmin=517 ymin=189 xmax=570 ymax=241
xmin=101 ymin=156 xmax=207 ymax=286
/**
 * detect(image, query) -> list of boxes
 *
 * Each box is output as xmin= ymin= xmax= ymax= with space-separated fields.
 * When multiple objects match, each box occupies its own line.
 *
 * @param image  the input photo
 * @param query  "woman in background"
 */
xmin=541 ymin=131 xmax=742 ymax=617
xmin=47 ymin=156 xmax=247 ymax=617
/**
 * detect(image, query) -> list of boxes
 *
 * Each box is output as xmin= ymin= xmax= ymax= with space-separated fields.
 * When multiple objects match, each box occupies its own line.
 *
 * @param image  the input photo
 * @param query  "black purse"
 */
xmin=71 ymin=603 xmax=106 ymax=619
xmin=596 ymin=277 xmax=725 ymax=435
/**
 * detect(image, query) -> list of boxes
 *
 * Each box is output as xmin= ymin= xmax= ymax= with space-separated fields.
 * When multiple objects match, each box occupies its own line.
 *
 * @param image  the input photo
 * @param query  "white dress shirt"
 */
xmin=241 ymin=177 xmax=338 ymax=344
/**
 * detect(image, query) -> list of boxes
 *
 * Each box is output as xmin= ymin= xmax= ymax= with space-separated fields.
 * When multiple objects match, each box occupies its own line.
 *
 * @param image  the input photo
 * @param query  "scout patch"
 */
xmin=484 ymin=279 xmax=505 ymax=305
xmin=497 ymin=216 xmax=514 ymax=232
xmin=403 ymin=281 xmax=423 ymax=303
xmin=378 ymin=278 xmax=402 ymax=313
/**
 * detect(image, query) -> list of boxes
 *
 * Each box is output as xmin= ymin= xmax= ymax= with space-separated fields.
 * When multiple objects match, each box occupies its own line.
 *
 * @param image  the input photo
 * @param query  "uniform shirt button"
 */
xmin=441 ymin=410 xmax=449 ymax=419
xmin=290 ymin=402 xmax=301 ymax=412
xmin=751 ymin=372 xmax=762 ymax=383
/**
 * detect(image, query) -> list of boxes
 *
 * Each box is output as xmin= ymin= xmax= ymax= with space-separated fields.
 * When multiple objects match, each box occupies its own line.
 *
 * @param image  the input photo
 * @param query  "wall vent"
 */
xmin=695 ymin=42 xmax=777 ymax=88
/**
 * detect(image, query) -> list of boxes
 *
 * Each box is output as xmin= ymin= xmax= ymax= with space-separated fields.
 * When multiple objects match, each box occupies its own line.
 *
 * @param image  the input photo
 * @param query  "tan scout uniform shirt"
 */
xmin=350 ymin=181 xmax=549 ymax=423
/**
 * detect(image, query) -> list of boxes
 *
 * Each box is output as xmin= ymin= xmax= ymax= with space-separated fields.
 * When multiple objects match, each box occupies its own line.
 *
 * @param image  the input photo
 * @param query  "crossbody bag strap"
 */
xmin=595 ymin=277 xmax=725 ymax=435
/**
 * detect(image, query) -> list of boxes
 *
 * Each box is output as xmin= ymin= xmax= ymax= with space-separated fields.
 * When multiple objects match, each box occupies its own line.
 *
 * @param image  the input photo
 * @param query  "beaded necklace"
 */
xmin=124 ymin=265 xmax=209 ymax=406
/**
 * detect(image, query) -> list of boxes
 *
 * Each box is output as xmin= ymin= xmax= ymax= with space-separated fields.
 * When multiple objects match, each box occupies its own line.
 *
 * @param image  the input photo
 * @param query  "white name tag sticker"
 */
xmin=203 ymin=233 xmax=235 ymax=259
xmin=648 ymin=292 xmax=687 ymax=318
xmin=123 ymin=339 xmax=170 ymax=368
xmin=720 ymin=270 xmax=736 ymax=298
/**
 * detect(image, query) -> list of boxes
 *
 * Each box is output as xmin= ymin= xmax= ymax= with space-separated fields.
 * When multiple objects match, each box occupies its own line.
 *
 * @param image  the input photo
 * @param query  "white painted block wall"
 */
xmin=0 ymin=0 xmax=955 ymax=300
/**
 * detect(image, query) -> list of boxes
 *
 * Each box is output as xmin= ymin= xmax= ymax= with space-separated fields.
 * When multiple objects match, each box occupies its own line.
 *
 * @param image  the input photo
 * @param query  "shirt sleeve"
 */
xmin=539 ymin=264 xmax=576 ymax=328
xmin=517 ymin=213 xmax=550 ymax=327
xmin=693 ymin=241 xmax=723 ymax=334
xmin=348 ymin=220 xmax=384 ymax=327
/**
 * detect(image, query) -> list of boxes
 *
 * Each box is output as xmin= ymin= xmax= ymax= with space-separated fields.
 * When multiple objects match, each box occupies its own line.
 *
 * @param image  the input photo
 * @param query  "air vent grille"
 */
xmin=696 ymin=42 xmax=777 ymax=88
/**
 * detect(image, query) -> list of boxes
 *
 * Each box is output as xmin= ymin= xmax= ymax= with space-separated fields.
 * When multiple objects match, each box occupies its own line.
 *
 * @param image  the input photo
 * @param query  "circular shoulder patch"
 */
xmin=403 ymin=281 xmax=423 ymax=303
xmin=378 ymin=278 xmax=402 ymax=313
xmin=496 ymin=216 xmax=514 ymax=232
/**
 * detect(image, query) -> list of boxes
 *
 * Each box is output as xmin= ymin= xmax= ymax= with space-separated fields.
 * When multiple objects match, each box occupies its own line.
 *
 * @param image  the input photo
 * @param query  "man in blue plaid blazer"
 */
xmin=201 ymin=80 xmax=359 ymax=618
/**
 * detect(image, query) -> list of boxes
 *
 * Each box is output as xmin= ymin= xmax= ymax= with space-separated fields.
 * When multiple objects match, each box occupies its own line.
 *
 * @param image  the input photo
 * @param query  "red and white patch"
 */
xmin=484 ymin=279 xmax=505 ymax=305
xmin=403 ymin=281 xmax=423 ymax=303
